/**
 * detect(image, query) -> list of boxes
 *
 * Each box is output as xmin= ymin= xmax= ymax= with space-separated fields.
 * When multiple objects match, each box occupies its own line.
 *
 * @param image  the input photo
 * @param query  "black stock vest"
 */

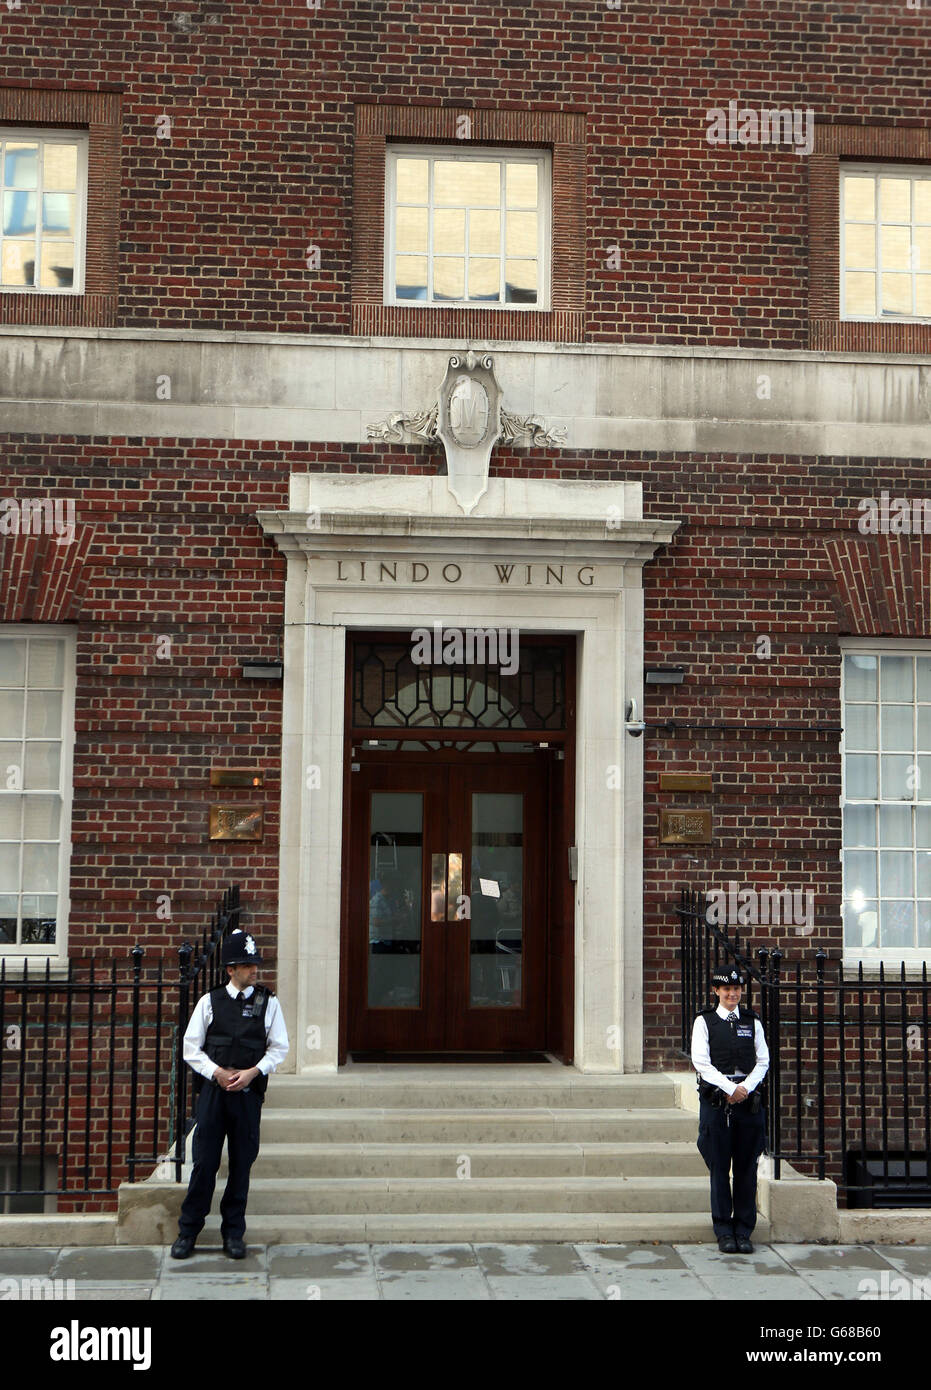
xmin=701 ymin=1005 xmax=757 ymax=1075
xmin=204 ymin=986 xmax=271 ymax=1096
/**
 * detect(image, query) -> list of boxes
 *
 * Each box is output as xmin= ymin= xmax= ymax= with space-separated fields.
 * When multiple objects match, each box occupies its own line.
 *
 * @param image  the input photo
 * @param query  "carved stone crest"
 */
xmin=366 ymin=349 xmax=567 ymax=515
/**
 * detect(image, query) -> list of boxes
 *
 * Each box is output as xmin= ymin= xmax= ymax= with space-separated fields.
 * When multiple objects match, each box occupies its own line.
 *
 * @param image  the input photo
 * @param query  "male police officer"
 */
xmin=170 ymin=929 xmax=288 ymax=1260
xmin=691 ymin=966 xmax=769 ymax=1254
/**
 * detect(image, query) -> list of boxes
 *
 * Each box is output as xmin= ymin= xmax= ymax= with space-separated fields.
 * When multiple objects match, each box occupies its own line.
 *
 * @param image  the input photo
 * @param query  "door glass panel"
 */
xmin=367 ymin=792 xmax=423 ymax=1008
xmin=470 ymin=792 xmax=523 ymax=1008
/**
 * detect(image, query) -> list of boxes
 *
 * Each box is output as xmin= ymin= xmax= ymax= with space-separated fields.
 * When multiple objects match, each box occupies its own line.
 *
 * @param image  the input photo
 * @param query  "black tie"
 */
xmin=237 ymin=991 xmax=244 ymax=1003
xmin=727 ymin=1011 xmax=738 ymax=1027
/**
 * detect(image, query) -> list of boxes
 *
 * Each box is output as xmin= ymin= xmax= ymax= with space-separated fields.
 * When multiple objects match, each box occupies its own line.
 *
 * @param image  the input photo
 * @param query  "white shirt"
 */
xmin=691 ymin=1003 xmax=769 ymax=1098
xmin=183 ymin=981 xmax=289 ymax=1083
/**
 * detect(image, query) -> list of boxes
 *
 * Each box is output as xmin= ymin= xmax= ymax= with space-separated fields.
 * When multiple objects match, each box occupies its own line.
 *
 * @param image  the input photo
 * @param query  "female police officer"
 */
xmin=691 ymin=966 xmax=769 ymax=1254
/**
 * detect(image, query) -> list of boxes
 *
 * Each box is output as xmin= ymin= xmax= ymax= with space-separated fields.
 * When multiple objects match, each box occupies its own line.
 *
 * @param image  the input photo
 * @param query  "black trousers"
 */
xmin=697 ymin=1097 xmax=766 ymax=1240
xmin=178 ymin=1082 xmax=262 ymax=1242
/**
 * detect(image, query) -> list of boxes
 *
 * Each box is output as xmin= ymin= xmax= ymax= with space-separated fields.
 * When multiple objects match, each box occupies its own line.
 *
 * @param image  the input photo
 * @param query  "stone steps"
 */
xmin=240 ymin=1140 xmax=708 ymax=1179
xmin=259 ymin=1106 xmax=698 ymax=1144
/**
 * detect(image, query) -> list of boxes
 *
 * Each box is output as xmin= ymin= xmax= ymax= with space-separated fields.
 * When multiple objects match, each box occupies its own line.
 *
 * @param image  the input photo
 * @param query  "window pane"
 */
xmin=41 ymin=192 xmax=74 ymax=236
xmin=880 ymin=177 xmax=910 ymax=222
xmin=882 ymin=225 xmax=912 ymax=271
xmin=0 ymin=640 xmax=27 ymax=685
xmin=846 ymin=656 xmax=879 ymax=701
xmin=844 ymin=175 xmax=875 ymax=220
xmin=434 ymin=208 xmax=465 ymax=254
xmin=0 ymin=742 xmax=20 ymax=782
xmin=506 ymin=162 xmax=537 ymax=209
xmin=845 ymin=703 xmax=877 ymax=749
xmin=918 ymin=806 xmax=931 ymax=847
xmin=918 ymin=854 xmax=931 ymax=898
xmin=468 ymin=257 xmax=499 ymax=300
xmin=880 ymin=899 xmax=914 ymax=948
xmin=469 ymin=209 xmax=499 ymax=256
xmin=1 ymin=239 xmax=35 ymax=286
xmin=3 ymin=144 xmax=38 ymax=188
xmin=434 ymin=257 xmax=464 ymax=299
xmin=21 ymin=843 xmax=57 ymax=892
xmin=845 ymin=273 xmax=876 ymax=316
xmin=25 ymin=691 xmax=62 ymax=738
xmin=880 ymin=655 xmax=913 ymax=701
xmin=23 ymin=796 xmax=59 ymax=840
xmin=881 ymin=850 xmax=913 ymax=897
xmin=879 ymin=804 xmax=911 ymax=845
xmin=918 ymin=706 xmax=931 ymax=748
xmin=917 ymin=277 xmax=931 ymax=316
xmin=882 ymin=272 xmax=912 ymax=315
xmin=845 ymin=899 xmax=878 ymax=948
xmin=505 ymin=210 xmax=537 ymax=257
xmin=435 ymin=161 xmax=499 ymax=206
xmin=39 ymin=241 xmax=74 ymax=289
xmin=917 ymin=180 xmax=931 ymax=222
xmin=367 ymin=792 xmax=422 ymax=1008
xmin=395 ymin=256 xmax=426 ymax=300
xmin=0 ymin=690 xmax=24 ymax=738
xmin=920 ymin=902 xmax=931 ymax=948
xmin=2 ymin=189 xmax=36 ymax=236
xmin=23 ymin=743 xmax=60 ymax=790
xmin=0 ymin=842 xmax=19 ymax=892
xmin=846 ymin=850 xmax=878 ymax=897
xmin=920 ymin=755 xmax=931 ymax=800
xmin=915 ymin=227 xmax=931 ymax=271
xmin=844 ymin=804 xmax=876 ymax=846
xmin=881 ymin=755 xmax=913 ymax=800
xmin=846 ymin=754 xmax=877 ymax=798
xmin=0 ymin=797 xmax=21 ymax=839
xmin=27 ymin=640 xmax=64 ymax=687
xmin=395 ymin=205 xmax=428 ymax=255
xmin=21 ymin=894 xmax=56 ymax=944
xmin=396 ymin=158 xmax=428 ymax=204
xmin=919 ymin=658 xmax=931 ymax=701
xmin=881 ymin=704 xmax=913 ymax=751
xmin=0 ymin=894 xmax=17 ymax=943
xmin=845 ymin=223 xmax=875 ymax=268
xmin=505 ymin=259 xmax=537 ymax=303
xmin=43 ymin=142 xmax=77 ymax=191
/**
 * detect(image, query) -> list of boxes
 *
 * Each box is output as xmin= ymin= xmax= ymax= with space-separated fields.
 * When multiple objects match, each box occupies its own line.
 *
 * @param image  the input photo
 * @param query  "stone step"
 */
xmin=235 ymin=1175 xmax=711 ymax=1215
xmin=199 ymin=1211 xmax=763 ymax=1245
xmin=236 ymin=1141 xmax=707 ymax=1179
xmin=259 ymin=1106 xmax=698 ymax=1144
xmin=265 ymin=1075 xmax=679 ymax=1111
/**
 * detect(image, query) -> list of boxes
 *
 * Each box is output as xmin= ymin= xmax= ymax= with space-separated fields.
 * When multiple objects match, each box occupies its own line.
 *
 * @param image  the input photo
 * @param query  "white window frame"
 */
xmin=840 ymin=162 xmax=931 ymax=324
xmin=840 ymin=636 xmax=931 ymax=967
xmin=0 ymin=625 xmax=76 ymax=960
xmin=0 ymin=127 xmax=89 ymax=296
xmin=384 ymin=143 xmax=552 ymax=311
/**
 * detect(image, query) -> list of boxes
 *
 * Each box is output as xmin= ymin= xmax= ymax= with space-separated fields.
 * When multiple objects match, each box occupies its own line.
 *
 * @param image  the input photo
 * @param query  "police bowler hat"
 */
xmin=221 ymin=930 xmax=263 ymax=966
xmin=711 ymin=967 xmax=745 ymax=987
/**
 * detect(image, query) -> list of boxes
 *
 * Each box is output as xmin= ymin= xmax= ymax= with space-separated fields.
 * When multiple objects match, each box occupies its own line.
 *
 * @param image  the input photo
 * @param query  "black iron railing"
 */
xmin=0 ymin=883 xmax=240 ymax=1201
xmin=678 ymin=887 xmax=931 ymax=1204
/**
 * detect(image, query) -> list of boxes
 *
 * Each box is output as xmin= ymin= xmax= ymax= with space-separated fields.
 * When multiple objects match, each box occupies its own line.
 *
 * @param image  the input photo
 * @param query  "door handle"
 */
xmin=431 ymin=852 xmax=464 ymax=921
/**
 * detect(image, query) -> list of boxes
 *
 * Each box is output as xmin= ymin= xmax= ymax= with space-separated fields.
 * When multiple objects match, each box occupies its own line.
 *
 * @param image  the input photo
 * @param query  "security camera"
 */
xmin=625 ymin=697 xmax=646 ymax=737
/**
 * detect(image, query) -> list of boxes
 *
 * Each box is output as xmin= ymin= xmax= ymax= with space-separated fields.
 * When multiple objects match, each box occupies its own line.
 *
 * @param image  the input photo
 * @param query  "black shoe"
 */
xmin=736 ymin=1237 xmax=754 ymax=1254
xmin=717 ymin=1236 xmax=738 ymax=1253
xmin=223 ymin=1237 xmax=246 ymax=1259
xmin=170 ymin=1234 xmax=196 ymax=1259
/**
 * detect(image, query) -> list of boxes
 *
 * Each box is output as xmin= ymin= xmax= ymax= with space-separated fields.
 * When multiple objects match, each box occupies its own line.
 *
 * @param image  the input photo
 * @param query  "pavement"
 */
xmin=1 ymin=1241 xmax=929 ymax=1300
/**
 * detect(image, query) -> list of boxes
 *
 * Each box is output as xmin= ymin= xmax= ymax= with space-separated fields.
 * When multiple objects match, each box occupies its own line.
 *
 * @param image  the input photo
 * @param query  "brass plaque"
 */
xmin=660 ymin=809 xmax=712 ymax=844
xmin=660 ymin=773 xmax=713 ymax=792
xmin=209 ymin=805 xmax=264 ymax=841
xmin=210 ymin=769 xmax=265 ymax=788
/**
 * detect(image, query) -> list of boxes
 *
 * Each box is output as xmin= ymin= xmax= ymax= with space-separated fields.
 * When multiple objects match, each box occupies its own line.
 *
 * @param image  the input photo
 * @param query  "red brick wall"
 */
xmin=1 ymin=1 xmax=930 ymax=344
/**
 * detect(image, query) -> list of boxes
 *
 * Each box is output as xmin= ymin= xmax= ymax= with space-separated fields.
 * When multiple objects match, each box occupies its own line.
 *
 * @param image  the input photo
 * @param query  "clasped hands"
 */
xmin=726 ymin=1084 xmax=749 ymax=1104
xmin=213 ymin=1065 xmax=260 ymax=1092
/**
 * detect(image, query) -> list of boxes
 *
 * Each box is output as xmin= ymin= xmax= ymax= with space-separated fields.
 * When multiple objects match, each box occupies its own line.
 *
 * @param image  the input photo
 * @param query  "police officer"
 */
xmin=691 ymin=966 xmax=769 ymax=1254
xmin=170 ymin=929 xmax=289 ymax=1260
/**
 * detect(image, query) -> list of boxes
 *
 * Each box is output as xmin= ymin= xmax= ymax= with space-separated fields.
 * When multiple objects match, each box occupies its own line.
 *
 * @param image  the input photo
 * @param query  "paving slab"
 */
xmin=267 ymin=1244 xmax=374 ymax=1279
xmin=697 ymin=1274 xmax=822 ymax=1300
xmin=473 ymin=1243 xmax=588 ymax=1276
xmin=269 ymin=1276 xmax=380 ymax=1300
xmin=589 ymin=1269 xmax=715 ymax=1299
xmin=161 ymin=1246 xmax=266 ymax=1275
xmin=70 ymin=1285 xmax=153 ymax=1300
xmin=791 ymin=1269 xmax=899 ymax=1301
xmin=158 ymin=1277 xmax=268 ymax=1300
xmin=773 ymin=1244 xmax=900 ymax=1271
xmin=485 ymin=1273 xmax=602 ymax=1299
xmin=371 ymin=1243 xmax=479 ymax=1272
xmin=0 ymin=1249 xmax=59 ymax=1277
xmin=575 ymin=1242 xmax=690 ymax=1273
xmin=869 ymin=1245 xmax=931 ymax=1279
xmin=53 ymin=1246 xmax=163 ymax=1283
xmin=676 ymin=1243 xmax=794 ymax=1276
xmin=378 ymin=1268 xmax=491 ymax=1299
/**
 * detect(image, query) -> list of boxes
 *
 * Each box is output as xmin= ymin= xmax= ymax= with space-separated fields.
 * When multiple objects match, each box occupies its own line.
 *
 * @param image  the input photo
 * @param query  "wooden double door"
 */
xmin=346 ymin=751 xmax=549 ymax=1052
